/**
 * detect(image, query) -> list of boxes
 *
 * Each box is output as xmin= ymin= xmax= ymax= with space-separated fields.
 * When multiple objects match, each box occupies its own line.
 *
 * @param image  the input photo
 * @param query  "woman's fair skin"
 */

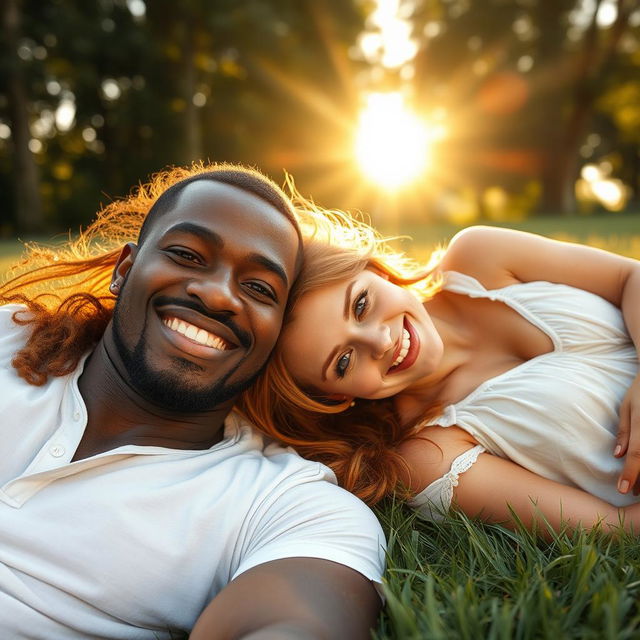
xmin=280 ymin=226 xmax=640 ymax=534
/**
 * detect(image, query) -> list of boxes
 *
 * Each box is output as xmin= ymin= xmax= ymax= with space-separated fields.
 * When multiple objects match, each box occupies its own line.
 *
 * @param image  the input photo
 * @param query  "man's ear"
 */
xmin=110 ymin=243 xmax=138 ymax=292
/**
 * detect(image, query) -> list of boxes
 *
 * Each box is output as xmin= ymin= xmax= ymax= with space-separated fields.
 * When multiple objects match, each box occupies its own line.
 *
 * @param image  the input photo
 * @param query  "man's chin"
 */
xmin=128 ymin=370 xmax=233 ymax=413
xmin=112 ymin=314 xmax=258 ymax=413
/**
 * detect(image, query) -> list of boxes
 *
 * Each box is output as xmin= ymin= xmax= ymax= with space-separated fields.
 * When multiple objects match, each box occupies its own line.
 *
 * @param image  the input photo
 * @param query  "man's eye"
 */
xmin=167 ymin=248 xmax=201 ymax=264
xmin=244 ymin=281 xmax=277 ymax=302
xmin=354 ymin=290 xmax=369 ymax=319
xmin=335 ymin=352 xmax=351 ymax=378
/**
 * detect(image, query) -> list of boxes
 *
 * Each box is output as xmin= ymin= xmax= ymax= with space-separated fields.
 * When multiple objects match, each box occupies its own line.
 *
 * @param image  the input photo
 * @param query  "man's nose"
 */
xmin=185 ymin=267 xmax=242 ymax=314
xmin=360 ymin=324 xmax=394 ymax=359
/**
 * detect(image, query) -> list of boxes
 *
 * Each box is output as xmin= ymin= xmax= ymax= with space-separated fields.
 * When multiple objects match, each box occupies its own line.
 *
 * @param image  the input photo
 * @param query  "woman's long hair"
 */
xmin=239 ymin=202 xmax=444 ymax=505
xmin=0 ymin=162 xmax=298 ymax=386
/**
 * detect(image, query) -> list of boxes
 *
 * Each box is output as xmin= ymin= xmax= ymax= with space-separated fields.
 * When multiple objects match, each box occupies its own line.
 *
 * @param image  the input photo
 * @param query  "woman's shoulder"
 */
xmin=440 ymin=226 xmax=529 ymax=288
xmin=396 ymin=425 xmax=478 ymax=494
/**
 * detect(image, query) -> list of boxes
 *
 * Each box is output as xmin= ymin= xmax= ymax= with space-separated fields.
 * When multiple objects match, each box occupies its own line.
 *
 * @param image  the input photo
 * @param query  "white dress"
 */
xmin=408 ymin=271 xmax=639 ymax=521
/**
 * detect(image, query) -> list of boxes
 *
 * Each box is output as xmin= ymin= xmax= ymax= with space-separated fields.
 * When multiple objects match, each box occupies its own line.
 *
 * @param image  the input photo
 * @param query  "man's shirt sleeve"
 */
xmin=231 ymin=456 xmax=386 ymax=588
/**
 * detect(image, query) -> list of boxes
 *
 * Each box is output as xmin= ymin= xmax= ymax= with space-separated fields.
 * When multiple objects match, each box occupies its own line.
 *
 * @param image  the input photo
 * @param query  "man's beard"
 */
xmin=111 ymin=303 xmax=259 ymax=413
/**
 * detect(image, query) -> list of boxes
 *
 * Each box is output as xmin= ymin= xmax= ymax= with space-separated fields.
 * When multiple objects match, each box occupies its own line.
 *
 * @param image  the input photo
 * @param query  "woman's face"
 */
xmin=279 ymin=268 xmax=443 ymax=401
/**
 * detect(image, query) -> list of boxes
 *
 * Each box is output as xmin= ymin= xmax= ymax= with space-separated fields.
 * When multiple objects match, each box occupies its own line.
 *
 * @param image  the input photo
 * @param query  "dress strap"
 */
xmin=442 ymin=271 xmax=490 ymax=296
xmin=407 ymin=445 xmax=485 ymax=522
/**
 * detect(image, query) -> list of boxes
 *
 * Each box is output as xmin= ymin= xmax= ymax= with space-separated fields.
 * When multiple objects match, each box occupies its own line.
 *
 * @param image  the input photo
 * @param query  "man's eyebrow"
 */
xmin=321 ymin=281 xmax=355 ymax=381
xmin=163 ymin=222 xmax=223 ymax=247
xmin=247 ymin=254 xmax=289 ymax=289
xmin=163 ymin=223 xmax=288 ymax=287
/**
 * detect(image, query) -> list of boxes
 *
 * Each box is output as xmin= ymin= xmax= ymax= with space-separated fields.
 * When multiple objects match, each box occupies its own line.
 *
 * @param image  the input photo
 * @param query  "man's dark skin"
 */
xmin=71 ymin=179 xmax=381 ymax=639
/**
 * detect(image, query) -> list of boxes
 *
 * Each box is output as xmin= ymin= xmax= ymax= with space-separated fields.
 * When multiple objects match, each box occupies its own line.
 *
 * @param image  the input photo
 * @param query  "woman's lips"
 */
xmin=387 ymin=317 xmax=420 ymax=374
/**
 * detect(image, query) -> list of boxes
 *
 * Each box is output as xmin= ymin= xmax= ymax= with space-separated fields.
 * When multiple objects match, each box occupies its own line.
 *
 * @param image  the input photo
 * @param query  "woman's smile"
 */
xmin=386 ymin=318 xmax=420 ymax=374
xmin=280 ymin=268 xmax=443 ymax=401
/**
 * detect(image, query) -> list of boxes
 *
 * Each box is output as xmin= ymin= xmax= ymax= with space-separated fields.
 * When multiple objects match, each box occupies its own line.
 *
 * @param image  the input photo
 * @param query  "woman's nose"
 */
xmin=360 ymin=324 xmax=394 ymax=359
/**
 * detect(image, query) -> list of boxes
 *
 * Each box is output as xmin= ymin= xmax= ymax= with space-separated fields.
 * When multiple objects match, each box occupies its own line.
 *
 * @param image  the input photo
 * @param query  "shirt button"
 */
xmin=50 ymin=444 xmax=65 ymax=457
xmin=73 ymin=411 xmax=81 ymax=421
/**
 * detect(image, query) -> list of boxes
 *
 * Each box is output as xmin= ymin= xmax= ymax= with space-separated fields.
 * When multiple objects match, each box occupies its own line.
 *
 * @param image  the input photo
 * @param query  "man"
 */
xmin=0 ymin=164 xmax=385 ymax=639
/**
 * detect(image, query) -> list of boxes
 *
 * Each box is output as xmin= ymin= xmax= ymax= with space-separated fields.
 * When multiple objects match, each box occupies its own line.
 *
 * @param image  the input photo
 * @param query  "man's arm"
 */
xmin=189 ymin=557 xmax=381 ymax=639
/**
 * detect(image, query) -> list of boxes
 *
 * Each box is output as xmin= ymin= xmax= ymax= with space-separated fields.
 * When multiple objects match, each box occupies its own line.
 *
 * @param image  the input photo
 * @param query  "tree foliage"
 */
xmin=0 ymin=0 xmax=365 ymax=233
xmin=1 ymin=0 xmax=639 ymax=233
xmin=409 ymin=0 xmax=640 ymax=213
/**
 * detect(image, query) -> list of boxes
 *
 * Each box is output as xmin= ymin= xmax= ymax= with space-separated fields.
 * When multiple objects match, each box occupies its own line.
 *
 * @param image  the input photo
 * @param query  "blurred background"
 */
xmin=1 ymin=0 xmax=639 ymax=264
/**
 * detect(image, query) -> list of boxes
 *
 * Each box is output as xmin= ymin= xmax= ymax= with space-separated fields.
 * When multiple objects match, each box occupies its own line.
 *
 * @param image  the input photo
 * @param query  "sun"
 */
xmin=354 ymin=92 xmax=438 ymax=190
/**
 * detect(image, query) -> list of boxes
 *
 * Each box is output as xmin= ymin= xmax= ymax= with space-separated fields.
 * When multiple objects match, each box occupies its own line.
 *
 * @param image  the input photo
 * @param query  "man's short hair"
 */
xmin=137 ymin=167 xmax=301 ymax=248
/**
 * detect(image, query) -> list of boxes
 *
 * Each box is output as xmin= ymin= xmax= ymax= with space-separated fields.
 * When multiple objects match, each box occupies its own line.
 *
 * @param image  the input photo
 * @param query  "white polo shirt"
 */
xmin=0 ymin=305 xmax=386 ymax=639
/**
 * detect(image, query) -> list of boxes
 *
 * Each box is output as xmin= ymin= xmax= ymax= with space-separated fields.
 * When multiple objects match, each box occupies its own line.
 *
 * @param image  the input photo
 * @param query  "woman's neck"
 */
xmin=393 ymin=292 xmax=475 ymax=424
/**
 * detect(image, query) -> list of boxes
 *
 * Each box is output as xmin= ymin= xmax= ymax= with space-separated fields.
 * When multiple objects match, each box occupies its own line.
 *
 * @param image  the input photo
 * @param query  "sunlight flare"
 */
xmin=354 ymin=92 xmax=441 ymax=190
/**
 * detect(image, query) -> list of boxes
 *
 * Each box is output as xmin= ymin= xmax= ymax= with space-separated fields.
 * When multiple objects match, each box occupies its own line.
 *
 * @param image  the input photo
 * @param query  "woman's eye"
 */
xmin=335 ymin=352 xmax=351 ymax=378
xmin=244 ymin=281 xmax=277 ymax=302
xmin=354 ymin=290 xmax=369 ymax=319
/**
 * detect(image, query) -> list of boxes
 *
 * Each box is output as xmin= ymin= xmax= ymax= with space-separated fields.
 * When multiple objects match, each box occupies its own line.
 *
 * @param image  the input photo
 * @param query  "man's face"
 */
xmin=109 ymin=180 xmax=300 ymax=413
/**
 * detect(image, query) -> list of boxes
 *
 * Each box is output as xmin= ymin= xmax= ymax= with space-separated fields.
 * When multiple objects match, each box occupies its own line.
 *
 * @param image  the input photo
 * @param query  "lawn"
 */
xmin=375 ymin=501 xmax=640 ymax=639
xmin=2 ymin=212 xmax=640 ymax=279
xmin=3 ymin=212 xmax=640 ymax=639
xmin=377 ymin=212 xmax=640 ymax=263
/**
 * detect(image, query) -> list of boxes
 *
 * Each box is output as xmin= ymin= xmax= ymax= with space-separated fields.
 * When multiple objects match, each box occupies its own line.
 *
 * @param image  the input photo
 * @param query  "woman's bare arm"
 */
xmin=442 ymin=226 xmax=640 ymax=497
xmin=400 ymin=433 xmax=636 ymax=535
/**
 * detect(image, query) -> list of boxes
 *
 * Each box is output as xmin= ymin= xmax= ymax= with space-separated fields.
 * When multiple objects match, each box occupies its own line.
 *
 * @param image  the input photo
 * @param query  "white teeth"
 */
xmin=162 ymin=317 xmax=230 ymax=351
xmin=391 ymin=328 xmax=411 ymax=367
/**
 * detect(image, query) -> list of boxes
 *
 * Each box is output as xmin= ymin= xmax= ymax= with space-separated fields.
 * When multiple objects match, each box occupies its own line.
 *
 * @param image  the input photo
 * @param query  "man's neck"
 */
xmin=74 ymin=340 xmax=232 ymax=461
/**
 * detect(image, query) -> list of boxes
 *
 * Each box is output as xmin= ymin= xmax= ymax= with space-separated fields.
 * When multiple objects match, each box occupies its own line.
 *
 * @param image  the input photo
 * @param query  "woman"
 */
xmin=239 ymin=208 xmax=640 ymax=535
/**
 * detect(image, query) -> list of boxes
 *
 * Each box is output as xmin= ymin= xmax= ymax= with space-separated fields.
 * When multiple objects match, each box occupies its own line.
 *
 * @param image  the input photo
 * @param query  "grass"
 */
xmin=374 ymin=501 xmax=640 ymax=639
xmin=3 ymin=212 xmax=640 ymax=638
xmin=370 ymin=212 xmax=640 ymax=639
xmin=2 ymin=212 xmax=640 ymax=277
xmin=377 ymin=212 xmax=640 ymax=262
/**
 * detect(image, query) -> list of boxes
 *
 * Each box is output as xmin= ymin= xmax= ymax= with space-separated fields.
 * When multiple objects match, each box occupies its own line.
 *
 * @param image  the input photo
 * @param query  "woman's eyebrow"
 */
xmin=321 ymin=346 xmax=339 ymax=382
xmin=343 ymin=281 xmax=355 ymax=320
xmin=320 ymin=281 xmax=357 ymax=381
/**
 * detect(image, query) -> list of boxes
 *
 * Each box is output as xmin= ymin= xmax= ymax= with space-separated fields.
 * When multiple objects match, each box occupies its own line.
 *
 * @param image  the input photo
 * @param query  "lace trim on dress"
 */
xmin=407 ymin=444 xmax=485 ymax=522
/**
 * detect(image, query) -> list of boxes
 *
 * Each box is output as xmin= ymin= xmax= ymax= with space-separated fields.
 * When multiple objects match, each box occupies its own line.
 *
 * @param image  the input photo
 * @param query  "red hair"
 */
xmin=1 ymin=162 xmax=298 ymax=385
xmin=239 ymin=203 xmax=444 ymax=504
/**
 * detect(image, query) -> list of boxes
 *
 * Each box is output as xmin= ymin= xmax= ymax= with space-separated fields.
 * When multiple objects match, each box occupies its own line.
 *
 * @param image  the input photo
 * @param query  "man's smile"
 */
xmin=155 ymin=304 xmax=243 ymax=360
xmin=162 ymin=316 xmax=235 ymax=351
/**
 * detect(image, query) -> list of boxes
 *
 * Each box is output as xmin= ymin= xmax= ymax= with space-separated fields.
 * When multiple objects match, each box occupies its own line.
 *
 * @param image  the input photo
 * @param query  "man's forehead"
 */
xmin=172 ymin=180 xmax=263 ymax=215
xmin=160 ymin=180 xmax=292 ymax=234
xmin=148 ymin=179 xmax=301 ymax=274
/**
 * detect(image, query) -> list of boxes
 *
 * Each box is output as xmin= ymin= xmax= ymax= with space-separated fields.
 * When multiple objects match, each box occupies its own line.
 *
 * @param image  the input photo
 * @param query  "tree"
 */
xmin=1 ymin=0 xmax=43 ymax=233
xmin=0 ymin=0 xmax=367 ymax=232
xmin=410 ymin=0 xmax=640 ymax=214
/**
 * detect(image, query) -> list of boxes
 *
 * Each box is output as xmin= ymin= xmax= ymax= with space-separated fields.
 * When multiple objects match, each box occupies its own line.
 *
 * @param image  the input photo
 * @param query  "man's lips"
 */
xmin=161 ymin=316 xmax=235 ymax=351
xmin=387 ymin=318 xmax=420 ymax=374
xmin=155 ymin=297 xmax=249 ymax=348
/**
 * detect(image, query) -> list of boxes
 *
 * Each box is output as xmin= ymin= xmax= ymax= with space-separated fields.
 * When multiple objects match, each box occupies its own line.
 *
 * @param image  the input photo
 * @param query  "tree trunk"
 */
xmin=182 ymin=15 xmax=202 ymax=162
xmin=540 ymin=0 xmax=635 ymax=213
xmin=2 ymin=0 xmax=43 ymax=233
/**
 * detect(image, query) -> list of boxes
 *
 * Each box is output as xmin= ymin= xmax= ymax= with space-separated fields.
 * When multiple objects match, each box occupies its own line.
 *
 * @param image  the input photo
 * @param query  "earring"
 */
xmin=109 ymin=281 xmax=120 ymax=294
